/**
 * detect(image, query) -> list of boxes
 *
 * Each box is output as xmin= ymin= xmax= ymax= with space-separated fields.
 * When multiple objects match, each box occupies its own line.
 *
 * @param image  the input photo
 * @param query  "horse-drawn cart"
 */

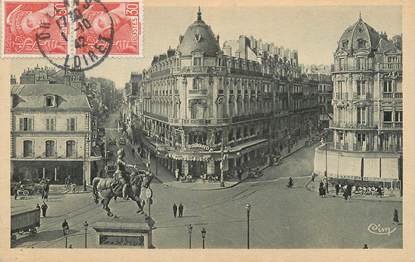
xmin=11 ymin=208 xmax=40 ymax=242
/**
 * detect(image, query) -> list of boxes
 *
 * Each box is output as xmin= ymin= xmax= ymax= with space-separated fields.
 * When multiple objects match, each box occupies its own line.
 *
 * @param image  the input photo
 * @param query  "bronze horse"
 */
xmin=92 ymin=170 xmax=153 ymax=217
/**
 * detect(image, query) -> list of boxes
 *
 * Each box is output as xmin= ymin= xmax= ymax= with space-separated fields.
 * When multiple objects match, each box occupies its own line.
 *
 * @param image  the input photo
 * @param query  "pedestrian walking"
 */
xmin=41 ymin=201 xmax=48 ymax=217
xmin=237 ymin=169 xmax=243 ymax=181
xmin=13 ymin=185 xmax=19 ymax=200
xmin=363 ymin=244 xmax=368 ymax=249
xmin=44 ymin=181 xmax=50 ymax=201
xmin=178 ymin=203 xmax=184 ymax=217
xmin=173 ymin=203 xmax=177 ymax=218
xmin=393 ymin=209 xmax=399 ymax=224
xmin=347 ymin=184 xmax=352 ymax=200
xmin=335 ymin=184 xmax=340 ymax=196
xmin=62 ymin=219 xmax=69 ymax=236
xmin=175 ymin=169 xmax=179 ymax=181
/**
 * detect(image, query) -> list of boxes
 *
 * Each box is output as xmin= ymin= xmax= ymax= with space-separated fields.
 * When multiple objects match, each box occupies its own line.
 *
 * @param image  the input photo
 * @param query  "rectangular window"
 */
xmin=19 ymin=117 xmax=33 ymax=131
xmin=66 ymin=140 xmax=76 ymax=157
xmin=383 ymin=111 xmax=392 ymax=122
xmin=45 ymin=140 xmax=55 ymax=157
xmin=357 ymin=133 xmax=366 ymax=142
xmin=357 ymin=57 xmax=366 ymax=70
xmin=356 ymin=80 xmax=366 ymax=95
xmin=394 ymin=111 xmax=403 ymax=122
xmin=46 ymin=118 xmax=55 ymax=131
xmin=357 ymin=108 xmax=366 ymax=124
xmin=23 ymin=140 xmax=33 ymax=157
xmin=338 ymin=58 xmax=345 ymax=70
xmin=337 ymin=81 xmax=344 ymax=98
xmin=67 ymin=118 xmax=76 ymax=131
xmin=383 ymin=80 xmax=393 ymax=93
xmin=193 ymin=57 xmax=202 ymax=66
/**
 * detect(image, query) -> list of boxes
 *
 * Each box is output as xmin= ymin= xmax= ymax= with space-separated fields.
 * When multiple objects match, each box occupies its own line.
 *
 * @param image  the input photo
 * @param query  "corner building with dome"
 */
xmin=314 ymin=16 xmax=403 ymax=187
xmin=138 ymin=9 xmax=319 ymax=180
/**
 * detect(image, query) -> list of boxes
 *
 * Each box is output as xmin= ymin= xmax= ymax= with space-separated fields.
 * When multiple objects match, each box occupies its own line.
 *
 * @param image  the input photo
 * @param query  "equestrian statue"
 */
xmin=92 ymin=148 xmax=153 ymax=217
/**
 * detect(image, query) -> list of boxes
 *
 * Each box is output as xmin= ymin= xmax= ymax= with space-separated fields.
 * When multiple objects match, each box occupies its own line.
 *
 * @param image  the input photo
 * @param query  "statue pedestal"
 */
xmin=92 ymin=215 xmax=155 ymax=248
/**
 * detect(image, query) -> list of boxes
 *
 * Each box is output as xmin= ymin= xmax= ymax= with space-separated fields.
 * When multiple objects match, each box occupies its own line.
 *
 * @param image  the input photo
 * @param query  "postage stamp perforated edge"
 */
xmin=0 ymin=0 xmax=144 ymax=59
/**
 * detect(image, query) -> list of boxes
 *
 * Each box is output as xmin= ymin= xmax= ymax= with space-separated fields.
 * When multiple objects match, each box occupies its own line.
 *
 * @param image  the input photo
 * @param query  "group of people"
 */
xmin=172 ymin=203 xmax=184 ymax=218
xmin=35 ymin=202 xmax=48 ymax=217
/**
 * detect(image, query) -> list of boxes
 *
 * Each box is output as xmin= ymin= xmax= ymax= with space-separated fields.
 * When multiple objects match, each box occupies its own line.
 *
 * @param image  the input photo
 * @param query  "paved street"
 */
xmin=12 ymin=144 xmax=402 ymax=249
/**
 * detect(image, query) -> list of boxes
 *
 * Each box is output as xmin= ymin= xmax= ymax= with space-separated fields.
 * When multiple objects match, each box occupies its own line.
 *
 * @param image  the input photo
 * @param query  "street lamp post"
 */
xmin=201 ymin=227 xmax=207 ymax=249
xmin=65 ymin=233 xmax=68 ymax=248
xmin=324 ymin=129 xmax=329 ymax=194
xmin=83 ymin=221 xmax=88 ymax=248
xmin=187 ymin=224 xmax=193 ymax=249
xmin=245 ymin=204 xmax=251 ymax=249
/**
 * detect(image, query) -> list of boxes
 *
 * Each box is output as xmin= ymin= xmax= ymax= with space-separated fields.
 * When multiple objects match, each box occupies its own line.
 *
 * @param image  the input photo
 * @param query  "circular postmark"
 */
xmin=35 ymin=0 xmax=114 ymax=72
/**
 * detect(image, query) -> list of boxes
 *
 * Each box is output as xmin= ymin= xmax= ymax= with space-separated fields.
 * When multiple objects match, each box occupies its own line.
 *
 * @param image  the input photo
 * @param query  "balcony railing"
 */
xmin=382 ymin=93 xmax=393 ymax=99
xmin=143 ymin=111 xmax=169 ymax=122
xmin=175 ymin=66 xmax=227 ymax=75
xmin=333 ymin=64 xmax=374 ymax=72
xmin=330 ymin=122 xmax=376 ymax=129
xmin=376 ymin=63 xmax=402 ymax=71
xmin=188 ymin=89 xmax=208 ymax=95
xmin=352 ymin=93 xmax=371 ymax=100
xmin=168 ymin=118 xmax=231 ymax=125
xmin=334 ymin=63 xmax=402 ymax=72
xmin=382 ymin=92 xmax=403 ymax=99
xmin=382 ymin=122 xmax=402 ymax=129
xmin=335 ymin=93 xmax=349 ymax=100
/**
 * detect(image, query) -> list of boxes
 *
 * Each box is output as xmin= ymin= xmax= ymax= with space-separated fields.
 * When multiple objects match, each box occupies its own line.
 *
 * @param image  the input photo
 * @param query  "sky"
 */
xmin=11 ymin=5 xmax=402 ymax=88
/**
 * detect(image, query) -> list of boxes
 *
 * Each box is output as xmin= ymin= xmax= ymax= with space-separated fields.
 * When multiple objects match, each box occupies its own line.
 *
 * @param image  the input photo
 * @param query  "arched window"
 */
xmin=66 ymin=140 xmax=76 ymax=157
xmin=23 ymin=140 xmax=33 ymax=157
xmin=45 ymin=140 xmax=55 ymax=157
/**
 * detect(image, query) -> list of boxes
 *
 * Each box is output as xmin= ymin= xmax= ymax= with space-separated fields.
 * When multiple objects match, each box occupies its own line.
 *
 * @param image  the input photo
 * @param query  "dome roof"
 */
xmin=337 ymin=15 xmax=380 ymax=51
xmin=176 ymin=8 xmax=220 ymax=57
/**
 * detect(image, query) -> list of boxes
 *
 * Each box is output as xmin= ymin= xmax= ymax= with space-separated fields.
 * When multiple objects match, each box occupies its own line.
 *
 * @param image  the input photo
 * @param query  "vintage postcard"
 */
xmin=0 ymin=0 xmax=414 ymax=261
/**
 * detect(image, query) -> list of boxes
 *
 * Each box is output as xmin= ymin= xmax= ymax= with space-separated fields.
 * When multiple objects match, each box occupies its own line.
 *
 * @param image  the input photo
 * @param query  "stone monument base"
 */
xmin=92 ymin=215 xmax=155 ymax=248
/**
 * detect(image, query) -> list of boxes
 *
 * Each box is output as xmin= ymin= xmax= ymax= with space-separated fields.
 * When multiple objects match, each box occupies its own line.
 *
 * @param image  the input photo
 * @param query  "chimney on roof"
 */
xmin=10 ymin=75 xmax=16 ymax=85
xmin=392 ymin=35 xmax=402 ymax=50
xmin=380 ymin=31 xmax=388 ymax=40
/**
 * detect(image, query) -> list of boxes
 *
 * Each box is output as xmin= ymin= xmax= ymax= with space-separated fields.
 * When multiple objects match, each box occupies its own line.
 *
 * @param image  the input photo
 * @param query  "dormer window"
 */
xmin=357 ymin=39 xmax=366 ymax=49
xmin=193 ymin=57 xmax=202 ymax=66
xmin=342 ymin=40 xmax=348 ymax=48
xmin=45 ymin=95 xmax=56 ymax=107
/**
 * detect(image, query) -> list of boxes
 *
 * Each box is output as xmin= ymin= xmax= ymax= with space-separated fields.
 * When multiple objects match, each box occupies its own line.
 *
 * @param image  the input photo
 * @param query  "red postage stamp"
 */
xmin=75 ymin=2 xmax=142 ymax=56
xmin=2 ymin=0 xmax=143 ymax=58
xmin=3 ymin=2 xmax=69 ymax=55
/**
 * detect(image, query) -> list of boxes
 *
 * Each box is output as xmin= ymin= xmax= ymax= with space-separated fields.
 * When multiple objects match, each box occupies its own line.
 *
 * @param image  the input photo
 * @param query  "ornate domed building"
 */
xmin=314 ymin=15 xmax=402 ymax=188
xmin=138 ymin=8 xmax=319 ymax=182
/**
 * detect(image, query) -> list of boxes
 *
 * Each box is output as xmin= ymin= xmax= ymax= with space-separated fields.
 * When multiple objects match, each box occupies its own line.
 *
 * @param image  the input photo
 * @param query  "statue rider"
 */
xmin=113 ymin=148 xmax=136 ymax=199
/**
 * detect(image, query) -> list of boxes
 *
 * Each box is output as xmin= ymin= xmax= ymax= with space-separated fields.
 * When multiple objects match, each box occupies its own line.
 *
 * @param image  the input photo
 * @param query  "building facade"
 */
xmin=11 ymin=83 xmax=100 ymax=185
xmin=314 ymin=16 xmax=403 ymax=186
xmin=137 ymin=9 xmax=319 ymax=180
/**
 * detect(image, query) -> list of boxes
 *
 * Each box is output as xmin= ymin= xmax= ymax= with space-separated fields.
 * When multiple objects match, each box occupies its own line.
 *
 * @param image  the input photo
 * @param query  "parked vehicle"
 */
xmin=11 ymin=208 xmax=40 ymax=242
